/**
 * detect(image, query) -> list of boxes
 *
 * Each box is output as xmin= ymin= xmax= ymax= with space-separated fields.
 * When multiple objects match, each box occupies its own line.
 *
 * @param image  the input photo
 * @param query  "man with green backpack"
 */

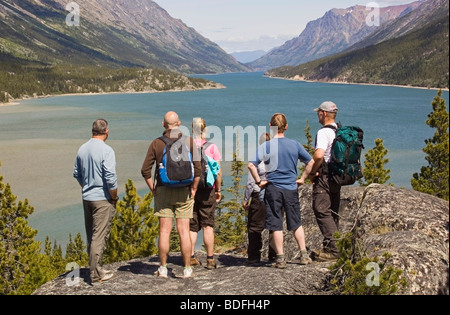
xmin=309 ymin=101 xmax=364 ymax=262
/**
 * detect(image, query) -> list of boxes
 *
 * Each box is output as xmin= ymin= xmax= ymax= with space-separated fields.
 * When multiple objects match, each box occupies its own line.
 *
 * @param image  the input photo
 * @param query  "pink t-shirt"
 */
xmin=194 ymin=139 xmax=222 ymax=162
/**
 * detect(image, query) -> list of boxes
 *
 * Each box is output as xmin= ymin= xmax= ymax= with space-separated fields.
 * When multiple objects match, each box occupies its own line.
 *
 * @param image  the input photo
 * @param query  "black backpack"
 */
xmin=323 ymin=124 xmax=365 ymax=186
xmin=157 ymin=135 xmax=194 ymax=187
xmin=197 ymin=142 xmax=213 ymax=189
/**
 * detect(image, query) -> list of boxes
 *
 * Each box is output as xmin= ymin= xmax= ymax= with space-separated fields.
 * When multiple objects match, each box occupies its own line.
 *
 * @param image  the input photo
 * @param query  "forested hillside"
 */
xmin=0 ymin=52 xmax=220 ymax=103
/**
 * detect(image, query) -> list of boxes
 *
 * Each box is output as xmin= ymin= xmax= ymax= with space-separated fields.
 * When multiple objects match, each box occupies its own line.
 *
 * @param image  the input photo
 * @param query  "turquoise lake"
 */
xmin=0 ymin=72 xmax=448 ymax=248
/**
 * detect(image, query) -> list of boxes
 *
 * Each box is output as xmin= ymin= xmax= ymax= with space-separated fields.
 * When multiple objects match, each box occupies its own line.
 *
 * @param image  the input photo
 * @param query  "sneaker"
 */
xmin=311 ymin=249 xmax=340 ymax=262
xmin=190 ymin=256 xmax=202 ymax=267
xmin=91 ymin=271 xmax=116 ymax=284
xmin=183 ymin=267 xmax=194 ymax=278
xmin=206 ymin=259 xmax=217 ymax=270
xmin=271 ymin=258 xmax=287 ymax=269
xmin=155 ymin=266 xmax=168 ymax=278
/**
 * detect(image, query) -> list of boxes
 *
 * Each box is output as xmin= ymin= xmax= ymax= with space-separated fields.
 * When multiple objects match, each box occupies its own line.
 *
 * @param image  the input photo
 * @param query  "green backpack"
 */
xmin=323 ymin=124 xmax=365 ymax=186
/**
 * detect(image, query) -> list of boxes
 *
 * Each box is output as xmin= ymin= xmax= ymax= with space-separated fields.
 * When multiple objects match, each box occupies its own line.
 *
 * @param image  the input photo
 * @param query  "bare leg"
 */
xmin=159 ymin=218 xmax=173 ymax=266
xmin=272 ymin=230 xmax=284 ymax=255
xmin=190 ymin=231 xmax=198 ymax=256
xmin=203 ymin=226 xmax=215 ymax=257
xmin=293 ymin=225 xmax=307 ymax=251
xmin=177 ymin=218 xmax=192 ymax=267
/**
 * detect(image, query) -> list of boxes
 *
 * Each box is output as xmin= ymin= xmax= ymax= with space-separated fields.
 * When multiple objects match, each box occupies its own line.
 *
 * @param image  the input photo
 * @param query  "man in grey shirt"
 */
xmin=242 ymin=133 xmax=276 ymax=265
xmin=74 ymin=119 xmax=118 ymax=284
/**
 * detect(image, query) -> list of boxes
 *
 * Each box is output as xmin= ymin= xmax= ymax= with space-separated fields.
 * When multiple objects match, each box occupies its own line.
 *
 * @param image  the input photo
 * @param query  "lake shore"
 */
xmin=264 ymin=74 xmax=450 ymax=92
xmin=0 ymin=82 xmax=226 ymax=107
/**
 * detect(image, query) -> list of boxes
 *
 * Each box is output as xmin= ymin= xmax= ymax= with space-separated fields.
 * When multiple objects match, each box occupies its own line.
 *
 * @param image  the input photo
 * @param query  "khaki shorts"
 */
xmin=154 ymin=186 xmax=194 ymax=219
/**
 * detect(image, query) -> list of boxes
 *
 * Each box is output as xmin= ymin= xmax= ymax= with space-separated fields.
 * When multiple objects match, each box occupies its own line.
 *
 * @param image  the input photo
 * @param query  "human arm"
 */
xmin=104 ymin=149 xmax=119 ymax=205
xmin=214 ymin=164 xmax=222 ymax=203
xmin=297 ymin=159 xmax=315 ymax=186
xmin=309 ymin=148 xmax=325 ymax=182
xmin=73 ymin=156 xmax=83 ymax=187
xmin=248 ymin=162 xmax=268 ymax=188
xmin=243 ymin=170 xmax=255 ymax=211
xmin=141 ymin=140 xmax=158 ymax=193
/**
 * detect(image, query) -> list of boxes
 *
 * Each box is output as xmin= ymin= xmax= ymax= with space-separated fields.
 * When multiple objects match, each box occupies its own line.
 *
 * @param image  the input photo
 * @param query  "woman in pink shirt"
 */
xmin=190 ymin=118 xmax=222 ymax=270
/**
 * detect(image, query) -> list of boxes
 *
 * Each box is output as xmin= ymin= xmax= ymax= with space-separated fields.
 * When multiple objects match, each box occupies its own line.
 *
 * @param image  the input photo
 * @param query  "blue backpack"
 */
xmin=158 ymin=135 xmax=194 ymax=188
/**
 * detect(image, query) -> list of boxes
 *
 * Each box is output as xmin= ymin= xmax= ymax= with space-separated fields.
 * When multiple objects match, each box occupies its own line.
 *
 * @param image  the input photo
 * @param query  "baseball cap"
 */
xmin=314 ymin=101 xmax=339 ymax=113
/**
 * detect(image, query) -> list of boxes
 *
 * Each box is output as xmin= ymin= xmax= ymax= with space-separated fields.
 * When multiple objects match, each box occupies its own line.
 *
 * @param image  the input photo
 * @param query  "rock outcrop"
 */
xmin=34 ymin=184 xmax=449 ymax=295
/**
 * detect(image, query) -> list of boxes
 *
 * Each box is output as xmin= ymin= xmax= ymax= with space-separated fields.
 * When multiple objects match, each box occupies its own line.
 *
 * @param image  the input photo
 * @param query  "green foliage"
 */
xmin=103 ymin=180 xmax=158 ymax=264
xmin=330 ymin=231 xmax=408 ymax=295
xmin=303 ymin=119 xmax=315 ymax=157
xmin=359 ymin=138 xmax=392 ymax=187
xmin=65 ymin=233 xmax=89 ymax=268
xmin=170 ymin=226 xmax=181 ymax=253
xmin=215 ymin=153 xmax=246 ymax=250
xmin=299 ymin=119 xmax=315 ymax=182
xmin=412 ymin=90 xmax=449 ymax=201
xmin=0 ymin=162 xmax=47 ymax=295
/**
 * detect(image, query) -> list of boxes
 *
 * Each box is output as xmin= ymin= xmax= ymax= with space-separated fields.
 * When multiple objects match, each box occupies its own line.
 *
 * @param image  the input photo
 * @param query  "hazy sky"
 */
xmin=154 ymin=0 xmax=417 ymax=53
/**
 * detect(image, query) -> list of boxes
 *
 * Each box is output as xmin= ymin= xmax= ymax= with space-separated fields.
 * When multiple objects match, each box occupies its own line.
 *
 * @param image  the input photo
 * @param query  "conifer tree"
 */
xmin=103 ymin=180 xmax=158 ymax=263
xmin=303 ymin=119 xmax=315 ymax=156
xmin=411 ymin=90 xmax=449 ymax=201
xmin=359 ymin=138 xmax=392 ymax=187
xmin=299 ymin=119 xmax=315 ymax=182
xmin=65 ymin=233 xmax=88 ymax=268
xmin=215 ymin=151 xmax=246 ymax=249
xmin=0 ymin=162 xmax=48 ymax=295
xmin=170 ymin=225 xmax=181 ymax=252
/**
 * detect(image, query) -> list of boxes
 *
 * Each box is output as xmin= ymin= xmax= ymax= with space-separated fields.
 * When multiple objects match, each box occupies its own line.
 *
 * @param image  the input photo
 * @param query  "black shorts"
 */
xmin=264 ymin=183 xmax=302 ymax=232
xmin=190 ymin=188 xmax=217 ymax=232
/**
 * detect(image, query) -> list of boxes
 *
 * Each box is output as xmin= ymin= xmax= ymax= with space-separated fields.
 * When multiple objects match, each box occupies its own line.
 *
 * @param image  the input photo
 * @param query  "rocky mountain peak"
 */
xmin=249 ymin=1 xmax=421 ymax=71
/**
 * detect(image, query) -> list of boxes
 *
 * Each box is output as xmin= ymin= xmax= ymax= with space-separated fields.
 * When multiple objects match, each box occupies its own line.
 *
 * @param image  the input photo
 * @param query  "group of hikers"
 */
xmin=73 ymin=101 xmax=344 ymax=284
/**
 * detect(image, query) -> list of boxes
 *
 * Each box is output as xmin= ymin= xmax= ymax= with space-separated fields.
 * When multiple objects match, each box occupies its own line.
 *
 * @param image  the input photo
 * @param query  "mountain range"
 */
xmin=0 ymin=0 xmax=249 ymax=74
xmin=248 ymin=1 xmax=422 ymax=71
xmin=266 ymin=0 xmax=449 ymax=89
xmin=1 ymin=0 xmax=448 ymax=90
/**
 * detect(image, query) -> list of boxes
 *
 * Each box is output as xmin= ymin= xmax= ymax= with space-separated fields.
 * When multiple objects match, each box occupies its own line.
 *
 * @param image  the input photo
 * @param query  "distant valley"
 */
xmin=1 ymin=0 xmax=449 ymax=104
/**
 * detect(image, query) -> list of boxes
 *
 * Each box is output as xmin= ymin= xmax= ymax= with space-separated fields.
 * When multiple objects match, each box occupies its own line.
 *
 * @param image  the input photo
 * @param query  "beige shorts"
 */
xmin=154 ymin=186 xmax=194 ymax=219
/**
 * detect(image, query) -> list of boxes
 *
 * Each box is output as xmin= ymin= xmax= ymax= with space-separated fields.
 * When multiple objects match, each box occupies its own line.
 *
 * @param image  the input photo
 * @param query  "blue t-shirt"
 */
xmin=251 ymin=137 xmax=312 ymax=191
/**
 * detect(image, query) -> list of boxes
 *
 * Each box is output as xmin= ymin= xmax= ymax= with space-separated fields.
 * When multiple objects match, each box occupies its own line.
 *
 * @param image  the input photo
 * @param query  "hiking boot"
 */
xmin=190 ymin=256 xmax=202 ymax=267
xmin=271 ymin=258 xmax=287 ymax=269
xmin=155 ymin=266 xmax=168 ymax=278
xmin=206 ymin=259 xmax=217 ymax=270
xmin=311 ymin=249 xmax=340 ymax=262
xmin=183 ymin=267 xmax=194 ymax=278
xmin=243 ymin=259 xmax=261 ymax=267
xmin=298 ymin=255 xmax=313 ymax=265
xmin=91 ymin=271 xmax=116 ymax=285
